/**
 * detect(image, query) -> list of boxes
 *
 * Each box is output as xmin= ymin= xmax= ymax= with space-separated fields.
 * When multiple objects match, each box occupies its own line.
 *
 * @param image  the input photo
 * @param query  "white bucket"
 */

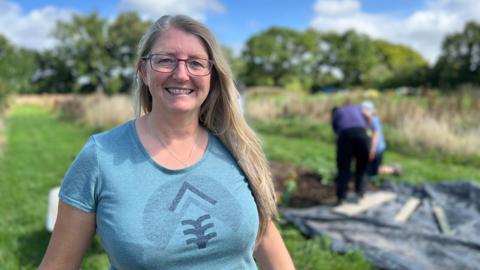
xmin=46 ymin=186 xmax=60 ymax=232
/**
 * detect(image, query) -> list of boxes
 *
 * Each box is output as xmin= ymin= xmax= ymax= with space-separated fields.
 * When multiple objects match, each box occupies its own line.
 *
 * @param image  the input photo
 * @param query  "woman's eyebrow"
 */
xmin=188 ymin=53 xmax=210 ymax=59
xmin=150 ymin=51 xmax=209 ymax=59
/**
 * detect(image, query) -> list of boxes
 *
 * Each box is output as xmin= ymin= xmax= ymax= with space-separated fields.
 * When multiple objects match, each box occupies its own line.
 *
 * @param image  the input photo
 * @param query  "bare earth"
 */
xmin=271 ymin=162 xmax=376 ymax=207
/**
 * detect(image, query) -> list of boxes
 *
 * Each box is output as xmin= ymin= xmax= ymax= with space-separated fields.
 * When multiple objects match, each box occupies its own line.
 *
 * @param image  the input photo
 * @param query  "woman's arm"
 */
xmin=369 ymin=130 xmax=379 ymax=161
xmin=254 ymin=220 xmax=295 ymax=270
xmin=38 ymin=201 xmax=96 ymax=270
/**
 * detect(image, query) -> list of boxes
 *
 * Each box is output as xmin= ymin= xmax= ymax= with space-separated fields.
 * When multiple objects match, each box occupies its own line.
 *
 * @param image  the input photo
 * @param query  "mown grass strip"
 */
xmin=0 ymin=105 xmax=108 ymax=269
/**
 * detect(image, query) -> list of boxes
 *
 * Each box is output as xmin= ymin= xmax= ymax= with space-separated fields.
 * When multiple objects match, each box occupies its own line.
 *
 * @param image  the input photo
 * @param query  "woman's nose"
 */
xmin=172 ymin=60 xmax=190 ymax=81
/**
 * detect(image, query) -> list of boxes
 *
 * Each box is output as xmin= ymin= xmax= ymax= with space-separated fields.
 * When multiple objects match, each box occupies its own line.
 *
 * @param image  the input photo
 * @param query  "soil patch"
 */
xmin=271 ymin=162 xmax=376 ymax=207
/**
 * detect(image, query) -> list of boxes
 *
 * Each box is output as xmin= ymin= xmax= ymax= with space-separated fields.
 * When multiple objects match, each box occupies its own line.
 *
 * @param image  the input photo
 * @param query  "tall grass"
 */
xmin=14 ymin=94 xmax=75 ymax=109
xmin=58 ymin=94 xmax=134 ymax=129
xmin=246 ymin=88 xmax=480 ymax=165
xmin=14 ymin=94 xmax=135 ymax=130
xmin=398 ymin=112 xmax=480 ymax=157
xmin=246 ymin=88 xmax=333 ymax=122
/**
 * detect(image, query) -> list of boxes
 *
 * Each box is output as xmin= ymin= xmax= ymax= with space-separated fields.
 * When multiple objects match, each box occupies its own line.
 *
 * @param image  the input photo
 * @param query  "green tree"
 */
xmin=0 ymin=35 xmax=9 ymax=107
xmin=333 ymin=30 xmax=380 ymax=87
xmin=53 ymin=12 xmax=110 ymax=93
xmin=302 ymin=30 xmax=344 ymax=91
xmin=32 ymin=50 xmax=75 ymax=93
xmin=366 ymin=40 xmax=429 ymax=88
xmin=0 ymin=34 xmax=15 ymax=101
xmin=222 ymin=45 xmax=245 ymax=82
xmin=34 ymin=12 xmax=150 ymax=94
xmin=0 ymin=34 xmax=37 ymax=95
xmin=434 ymin=21 xmax=480 ymax=88
xmin=242 ymin=27 xmax=308 ymax=87
xmin=107 ymin=12 xmax=150 ymax=93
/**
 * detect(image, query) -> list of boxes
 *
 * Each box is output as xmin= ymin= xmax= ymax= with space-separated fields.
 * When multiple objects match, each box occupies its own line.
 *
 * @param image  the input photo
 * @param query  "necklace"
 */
xmin=147 ymin=117 xmax=200 ymax=167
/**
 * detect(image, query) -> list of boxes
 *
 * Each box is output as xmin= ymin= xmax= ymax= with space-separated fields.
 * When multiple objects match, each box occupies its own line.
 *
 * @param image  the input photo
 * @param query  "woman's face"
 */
xmin=141 ymin=27 xmax=211 ymax=116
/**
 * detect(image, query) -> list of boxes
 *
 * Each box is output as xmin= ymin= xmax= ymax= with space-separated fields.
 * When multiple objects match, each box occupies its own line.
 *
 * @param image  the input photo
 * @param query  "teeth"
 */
xmin=167 ymin=88 xmax=193 ymax=95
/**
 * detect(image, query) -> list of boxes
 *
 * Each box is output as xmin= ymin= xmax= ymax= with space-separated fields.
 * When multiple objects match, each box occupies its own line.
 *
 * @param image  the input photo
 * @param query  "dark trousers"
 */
xmin=336 ymin=127 xmax=370 ymax=200
xmin=368 ymin=151 xmax=383 ymax=177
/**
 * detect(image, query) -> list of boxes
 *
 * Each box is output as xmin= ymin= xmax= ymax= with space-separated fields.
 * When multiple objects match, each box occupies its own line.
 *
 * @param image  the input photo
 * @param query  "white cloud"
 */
xmin=0 ymin=0 xmax=225 ymax=51
xmin=0 ymin=0 xmax=74 ymax=50
xmin=118 ymin=0 xmax=225 ymax=22
xmin=314 ymin=0 xmax=360 ymax=17
xmin=310 ymin=0 xmax=480 ymax=63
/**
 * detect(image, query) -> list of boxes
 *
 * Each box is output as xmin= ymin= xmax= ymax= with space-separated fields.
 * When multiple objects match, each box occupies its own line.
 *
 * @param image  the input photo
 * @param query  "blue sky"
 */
xmin=1 ymin=0 xmax=479 ymax=63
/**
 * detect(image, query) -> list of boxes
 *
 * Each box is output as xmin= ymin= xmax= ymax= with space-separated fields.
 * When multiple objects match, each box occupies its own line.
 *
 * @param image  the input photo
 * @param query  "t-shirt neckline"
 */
xmin=129 ymin=119 xmax=212 ymax=174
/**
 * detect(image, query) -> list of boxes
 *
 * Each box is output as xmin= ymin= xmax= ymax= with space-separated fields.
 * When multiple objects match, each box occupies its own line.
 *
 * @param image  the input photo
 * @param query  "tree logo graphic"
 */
xmin=181 ymin=214 xmax=217 ymax=249
xmin=143 ymin=176 xmax=243 ymax=250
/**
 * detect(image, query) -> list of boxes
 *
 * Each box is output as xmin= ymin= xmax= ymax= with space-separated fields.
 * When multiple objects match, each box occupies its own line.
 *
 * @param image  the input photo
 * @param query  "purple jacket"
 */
xmin=331 ymin=105 xmax=368 ymax=135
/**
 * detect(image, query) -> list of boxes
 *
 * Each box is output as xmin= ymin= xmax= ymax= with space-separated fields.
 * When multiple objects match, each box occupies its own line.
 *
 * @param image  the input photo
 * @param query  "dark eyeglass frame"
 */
xmin=141 ymin=54 xmax=214 ymax=76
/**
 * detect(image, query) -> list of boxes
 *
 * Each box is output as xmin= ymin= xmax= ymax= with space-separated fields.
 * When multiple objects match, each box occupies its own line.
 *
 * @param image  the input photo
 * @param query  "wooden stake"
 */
xmin=433 ymin=206 xmax=453 ymax=235
xmin=394 ymin=197 xmax=421 ymax=223
xmin=333 ymin=191 xmax=397 ymax=216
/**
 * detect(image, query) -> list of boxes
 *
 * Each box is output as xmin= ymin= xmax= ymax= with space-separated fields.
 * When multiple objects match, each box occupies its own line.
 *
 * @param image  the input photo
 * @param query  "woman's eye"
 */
xmin=189 ymin=60 xmax=205 ymax=69
xmin=155 ymin=57 xmax=175 ymax=65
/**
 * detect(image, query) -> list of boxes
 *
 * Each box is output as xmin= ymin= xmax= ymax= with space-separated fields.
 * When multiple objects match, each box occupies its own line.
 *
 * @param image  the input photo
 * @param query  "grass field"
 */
xmin=0 ymin=106 xmax=108 ymax=269
xmin=2 ymin=100 xmax=479 ymax=269
xmin=0 ymin=105 xmax=375 ymax=269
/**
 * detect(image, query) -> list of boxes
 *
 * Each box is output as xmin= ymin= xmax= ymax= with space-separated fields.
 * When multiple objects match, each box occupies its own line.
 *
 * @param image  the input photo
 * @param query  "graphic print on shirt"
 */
xmin=142 ymin=175 xmax=243 ymax=250
xmin=181 ymin=214 xmax=217 ymax=249
xmin=169 ymin=181 xmax=217 ymax=249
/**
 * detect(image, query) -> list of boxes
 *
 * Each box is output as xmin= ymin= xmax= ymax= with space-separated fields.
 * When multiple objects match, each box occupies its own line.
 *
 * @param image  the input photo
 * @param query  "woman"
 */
xmin=361 ymin=101 xmax=401 ymax=178
xmin=39 ymin=15 xmax=294 ymax=269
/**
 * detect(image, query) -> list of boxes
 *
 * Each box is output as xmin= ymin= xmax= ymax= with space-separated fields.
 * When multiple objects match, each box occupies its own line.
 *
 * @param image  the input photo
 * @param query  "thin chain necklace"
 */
xmin=147 ymin=116 xmax=199 ymax=167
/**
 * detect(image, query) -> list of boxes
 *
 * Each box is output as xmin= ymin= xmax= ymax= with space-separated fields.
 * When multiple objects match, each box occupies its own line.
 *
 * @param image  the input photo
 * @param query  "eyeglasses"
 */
xmin=142 ymin=54 xmax=214 ymax=76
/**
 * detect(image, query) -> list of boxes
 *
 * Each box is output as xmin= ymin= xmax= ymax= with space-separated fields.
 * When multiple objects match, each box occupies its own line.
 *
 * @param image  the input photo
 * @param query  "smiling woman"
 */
xmin=39 ymin=14 xmax=295 ymax=270
xmin=138 ymin=26 xmax=212 ymax=117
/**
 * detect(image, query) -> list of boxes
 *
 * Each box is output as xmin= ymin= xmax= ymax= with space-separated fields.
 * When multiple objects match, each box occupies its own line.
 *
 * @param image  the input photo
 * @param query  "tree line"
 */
xmin=0 ymin=12 xmax=479 ymax=96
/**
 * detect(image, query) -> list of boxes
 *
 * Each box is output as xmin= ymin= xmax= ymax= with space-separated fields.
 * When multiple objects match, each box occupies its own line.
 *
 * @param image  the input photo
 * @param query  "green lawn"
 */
xmin=3 ymin=105 xmax=478 ymax=269
xmin=0 ymin=105 xmax=108 ymax=269
xmin=0 ymin=105 xmax=375 ymax=269
xmin=280 ymin=224 xmax=373 ymax=270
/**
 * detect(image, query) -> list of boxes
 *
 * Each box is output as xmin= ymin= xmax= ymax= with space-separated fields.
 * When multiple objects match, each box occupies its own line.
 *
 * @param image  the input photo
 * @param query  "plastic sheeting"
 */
xmin=283 ymin=181 xmax=480 ymax=270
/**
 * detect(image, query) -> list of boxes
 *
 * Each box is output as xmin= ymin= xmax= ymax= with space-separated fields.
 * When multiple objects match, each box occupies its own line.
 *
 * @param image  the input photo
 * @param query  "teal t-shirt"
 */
xmin=59 ymin=120 xmax=259 ymax=270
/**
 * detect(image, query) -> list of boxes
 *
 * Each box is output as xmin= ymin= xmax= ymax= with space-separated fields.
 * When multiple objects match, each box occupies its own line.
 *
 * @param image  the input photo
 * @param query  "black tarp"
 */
xmin=283 ymin=181 xmax=480 ymax=270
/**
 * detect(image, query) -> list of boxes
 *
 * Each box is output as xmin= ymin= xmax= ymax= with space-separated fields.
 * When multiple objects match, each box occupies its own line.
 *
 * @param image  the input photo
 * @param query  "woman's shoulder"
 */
xmin=206 ymin=132 xmax=238 ymax=163
xmin=90 ymin=120 xmax=135 ymax=148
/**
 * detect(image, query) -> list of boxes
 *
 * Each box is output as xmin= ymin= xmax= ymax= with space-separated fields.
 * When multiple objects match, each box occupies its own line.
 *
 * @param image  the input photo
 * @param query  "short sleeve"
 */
xmin=59 ymin=136 xmax=100 ymax=213
xmin=371 ymin=117 xmax=381 ymax=132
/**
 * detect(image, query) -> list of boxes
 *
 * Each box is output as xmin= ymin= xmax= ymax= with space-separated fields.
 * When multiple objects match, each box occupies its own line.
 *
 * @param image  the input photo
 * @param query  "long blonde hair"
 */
xmin=133 ymin=15 xmax=277 ymax=240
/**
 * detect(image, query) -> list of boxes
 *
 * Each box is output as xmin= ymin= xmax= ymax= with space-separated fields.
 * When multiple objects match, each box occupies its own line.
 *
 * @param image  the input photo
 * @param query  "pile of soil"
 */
xmin=270 ymin=162 xmax=376 ymax=208
xmin=270 ymin=162 xmax=337 ymax=207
